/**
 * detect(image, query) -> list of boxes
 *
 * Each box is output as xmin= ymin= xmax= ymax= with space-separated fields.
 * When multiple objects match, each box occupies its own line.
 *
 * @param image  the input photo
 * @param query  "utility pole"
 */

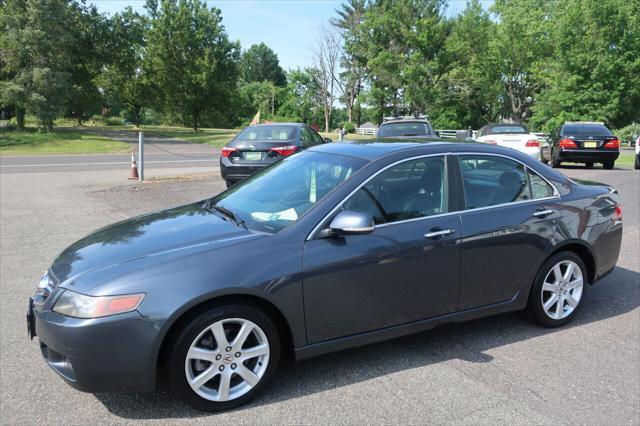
xmin=138 ymin=132 xmax=144 ymax=181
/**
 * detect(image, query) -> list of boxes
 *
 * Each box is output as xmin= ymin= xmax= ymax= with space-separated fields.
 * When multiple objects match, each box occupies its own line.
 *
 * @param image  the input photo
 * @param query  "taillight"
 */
xmin=603 ymin=138 xmax=620 ymax=149
xmin=269 ymin=145 xmax=298 ymax=157
xmin=485 ymin=140 xmax=498 ymax=145
xmin=525 ymin=140 xmax=540 ymax=147
xmin=221 ymin=147 xmax=237 ymax=157
xmin=559 ymin=138 xmax=578 ymax=149
xmin=613 ymin=205 xmax=622 ymax=222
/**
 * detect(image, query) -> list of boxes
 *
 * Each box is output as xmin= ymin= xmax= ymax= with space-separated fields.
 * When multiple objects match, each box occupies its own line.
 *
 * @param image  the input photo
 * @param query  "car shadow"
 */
xmin=94 ymin=266 xmax=639 ymax=419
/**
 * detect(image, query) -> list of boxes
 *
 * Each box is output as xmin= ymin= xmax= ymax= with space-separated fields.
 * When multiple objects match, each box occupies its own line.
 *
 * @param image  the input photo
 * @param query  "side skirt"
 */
xmin=294 ymin=291 xmax=528 ymax=361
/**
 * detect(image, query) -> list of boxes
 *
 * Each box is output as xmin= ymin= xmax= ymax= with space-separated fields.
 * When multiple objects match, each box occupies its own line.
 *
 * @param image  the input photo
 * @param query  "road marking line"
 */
xmin=0 ymin=159 xmax=214 ymax=168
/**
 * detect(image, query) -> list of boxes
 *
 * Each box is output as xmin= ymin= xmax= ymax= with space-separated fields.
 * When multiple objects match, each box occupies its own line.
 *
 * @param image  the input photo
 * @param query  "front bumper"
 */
xmin=31 ymin=299 xmax=159 ymax=393
xmin=558 ymin=149 xmax=619 ymax=162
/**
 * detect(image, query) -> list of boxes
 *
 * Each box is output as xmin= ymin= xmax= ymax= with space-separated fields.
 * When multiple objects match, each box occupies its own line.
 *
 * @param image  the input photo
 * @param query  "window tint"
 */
xmin=528 ymin=169 xmax=555 ymax=199
xmin=459 ymin=155 xmax=530 ymax=209
xmin=342 ymin=156 xmax=447 ymax=225
xmin=562 ymin=124 xmax=612 ymax=136
xmin=378 ymin=122 xmax=431 ymax=137
xmin=235 ymin=126 xmax=294 ymax=141
xmin=484 ymin=125 xmax=528 ymax=135
xmin=300 ymin=126 xmax=321 ymax=146
xmin=309 ymin=127 xmax=324 ymax=144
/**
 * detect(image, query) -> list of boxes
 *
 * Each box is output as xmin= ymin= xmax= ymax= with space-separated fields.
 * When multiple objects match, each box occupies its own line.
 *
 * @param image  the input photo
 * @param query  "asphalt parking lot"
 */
xmin=1 ymin=159 xmax=638 ymax=425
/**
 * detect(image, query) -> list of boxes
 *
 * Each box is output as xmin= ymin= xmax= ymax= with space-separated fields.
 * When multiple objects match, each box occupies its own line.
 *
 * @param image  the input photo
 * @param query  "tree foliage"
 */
xmin=144 ymin=0 xmax=240 ymax=130
xmin=240 ymin=43 xmax=287 ymax=87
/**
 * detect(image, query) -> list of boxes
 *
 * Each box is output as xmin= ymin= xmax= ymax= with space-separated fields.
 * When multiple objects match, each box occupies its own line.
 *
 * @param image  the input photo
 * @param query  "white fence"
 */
xmin=356 ymin=127 xmax=377 ymax=135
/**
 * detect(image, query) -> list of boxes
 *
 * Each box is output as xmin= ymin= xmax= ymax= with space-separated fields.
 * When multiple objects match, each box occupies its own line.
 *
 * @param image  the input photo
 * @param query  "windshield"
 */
xmin=483 ymin=125 xmax=528 ymax=135
xmin=563 ymin=124 xmax=612 ymax=136
xmin=234 ymin=126 xmax=295 ymax=141
xmin=378 ymin=122 xmax=431 ymax=137
xmin=210 ymin=151 xmax=367 ymax=233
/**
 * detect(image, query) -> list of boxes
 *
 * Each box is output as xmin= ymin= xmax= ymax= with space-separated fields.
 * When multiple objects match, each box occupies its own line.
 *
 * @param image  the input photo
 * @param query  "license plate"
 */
xmin=244 ymin=152 xmax=262 ymax=161
xmin=583 ymin=141 xmax=597 ymax=148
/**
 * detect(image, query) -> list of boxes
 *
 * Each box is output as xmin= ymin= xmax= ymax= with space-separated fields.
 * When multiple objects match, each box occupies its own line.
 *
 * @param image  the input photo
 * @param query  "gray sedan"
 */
xmin=28 ymin=139 xmax=622 ymax=411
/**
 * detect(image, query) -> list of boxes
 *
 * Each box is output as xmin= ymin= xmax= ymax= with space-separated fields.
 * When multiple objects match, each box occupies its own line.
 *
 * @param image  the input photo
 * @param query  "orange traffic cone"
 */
xmin=128 ymin=152 xmax=139 ymax=180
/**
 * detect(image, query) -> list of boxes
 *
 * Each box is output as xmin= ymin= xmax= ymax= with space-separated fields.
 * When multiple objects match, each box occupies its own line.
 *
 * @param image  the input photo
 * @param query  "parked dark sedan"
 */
xmin=220 ymin=123 xmax=330 ymax=187
xmin=542 ymin=121 xmax=620 ymax=169
xmin=28 ymin=140 xmax=622 ymax=412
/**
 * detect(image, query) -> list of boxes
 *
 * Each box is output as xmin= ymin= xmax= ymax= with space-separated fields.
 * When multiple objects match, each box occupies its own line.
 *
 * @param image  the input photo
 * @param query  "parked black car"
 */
xmin=377 ymin=116 xmax=438 ymax=138
xmin=29 ymin=140 xmax=622 ymax=412
xmin=542 ymin=122 xmax=620 ymax=169
xmin=220 ymin=123 xmax=330 ymax=187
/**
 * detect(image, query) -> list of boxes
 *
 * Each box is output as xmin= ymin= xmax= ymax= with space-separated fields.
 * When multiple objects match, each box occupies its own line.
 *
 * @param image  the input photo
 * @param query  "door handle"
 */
xmin=424 ymin=228 xmax=456 ymax=239
xmin=532 ymin=209 xmax=556 ymax=218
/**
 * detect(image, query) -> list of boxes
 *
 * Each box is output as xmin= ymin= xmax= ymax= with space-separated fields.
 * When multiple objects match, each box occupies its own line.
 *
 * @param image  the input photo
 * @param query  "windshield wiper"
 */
xmin=203 ymin=200 xmax=247 ymax=229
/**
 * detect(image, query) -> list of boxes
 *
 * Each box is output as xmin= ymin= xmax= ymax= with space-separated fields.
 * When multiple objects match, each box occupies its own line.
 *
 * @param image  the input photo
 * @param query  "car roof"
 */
xmin=380 ymin=119 xmax=430 ymax=125
xmin=250 ymin=123 xmax=304 ymax=127
xmin=309 ymin=139 xmax=464 ymax=160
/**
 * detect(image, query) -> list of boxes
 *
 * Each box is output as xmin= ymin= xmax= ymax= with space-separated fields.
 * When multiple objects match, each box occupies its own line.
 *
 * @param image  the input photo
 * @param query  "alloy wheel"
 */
xmin=540 ymin=260 xmax=584 ymax=320
xmin=184 ymin=318 xmax=270 ymax=402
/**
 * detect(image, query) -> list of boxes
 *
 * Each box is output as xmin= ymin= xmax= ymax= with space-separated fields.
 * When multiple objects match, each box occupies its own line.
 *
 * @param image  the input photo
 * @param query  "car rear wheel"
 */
xmin=551 ymin=149 xmax=561 ymax=168
xmin=167 ymin=304 xmax=280 ymax=412
xmin=225 ymin=180 xmax=234 ymax=188
xmin=585 ymin=162 xmax=594 ymax=168
xmin=635 ymin=154 xmax=640 ymax=170
xmin=603 ymin=160 xmax=615 ymax=170
xmin=528 ymin=252 xmax=587 ymax=327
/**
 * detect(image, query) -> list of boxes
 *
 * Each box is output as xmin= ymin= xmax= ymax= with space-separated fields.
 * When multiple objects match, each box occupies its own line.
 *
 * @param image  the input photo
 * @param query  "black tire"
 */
xmin=550 ymin=149 xmax=561 ymax=168
xmin=225 ymin=180 xmax=234 ymax=188
xmin=167 ymin=304 xmax=281 ymax=412
xmin=585 ymin=162 xmax=594 ymax=168
xmin=603 ymin=160 xmax=615 ymax=170
xmin=634 ymin=155 xmax=639 ymax=170
xmin=527 ymin=251 xmax=588 ymax=328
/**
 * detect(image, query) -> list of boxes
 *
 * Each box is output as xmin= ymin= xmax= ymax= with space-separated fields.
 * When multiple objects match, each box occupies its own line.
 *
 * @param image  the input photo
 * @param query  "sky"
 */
xmin=92 ymin=0 xmax=494 ymax=70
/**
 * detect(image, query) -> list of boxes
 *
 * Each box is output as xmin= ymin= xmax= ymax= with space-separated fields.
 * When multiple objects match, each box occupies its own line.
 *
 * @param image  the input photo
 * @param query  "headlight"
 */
xmin=52 ymin=290 xmax=145 ymax=319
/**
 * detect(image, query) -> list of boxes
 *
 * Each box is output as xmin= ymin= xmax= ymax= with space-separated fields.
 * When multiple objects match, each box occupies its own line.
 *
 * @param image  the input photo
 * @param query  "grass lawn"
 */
xmin=134 ymin=125 xmax=238 ymax=147
xmin=0 ymin=128 xmax=130 ymax=155
xmin=615 ymin=148 xmax=636 ymax=169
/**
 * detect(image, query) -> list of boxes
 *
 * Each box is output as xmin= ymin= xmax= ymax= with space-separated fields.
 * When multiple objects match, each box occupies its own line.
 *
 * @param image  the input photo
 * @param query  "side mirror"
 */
xmin=328 ymin=210 xmax=374 ymax=236
xmin=323 ymin=137 xmax=332 ymax=143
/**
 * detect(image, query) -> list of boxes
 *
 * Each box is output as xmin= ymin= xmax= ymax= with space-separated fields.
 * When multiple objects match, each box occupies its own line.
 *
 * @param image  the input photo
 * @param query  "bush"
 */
xmin=343 ymin=122 xmax=356 ymax=133
xmin=613 ymin=123 xmax=640 ymax=144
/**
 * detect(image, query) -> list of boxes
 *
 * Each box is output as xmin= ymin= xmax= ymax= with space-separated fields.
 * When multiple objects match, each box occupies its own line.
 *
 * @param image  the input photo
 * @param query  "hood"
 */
xmin=50 ymin=202 xmax=261 ymax=283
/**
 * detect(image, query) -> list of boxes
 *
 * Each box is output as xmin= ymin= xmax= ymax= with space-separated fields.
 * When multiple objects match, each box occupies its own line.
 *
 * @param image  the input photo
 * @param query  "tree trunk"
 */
xmin=192 ymin=112 xmax=199 ymax=131
xmin=15 ymin=107 xmax=25 ymax=131
xmin=347 ymin=103 xmax=353 ymax=123
xmin=76 ymin=116 xmax=83 ymax=126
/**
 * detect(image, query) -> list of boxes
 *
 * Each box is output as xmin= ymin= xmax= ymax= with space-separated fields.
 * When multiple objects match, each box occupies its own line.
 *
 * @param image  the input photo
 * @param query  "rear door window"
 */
xmin=458 ymin=155 xmax=530 ymax=209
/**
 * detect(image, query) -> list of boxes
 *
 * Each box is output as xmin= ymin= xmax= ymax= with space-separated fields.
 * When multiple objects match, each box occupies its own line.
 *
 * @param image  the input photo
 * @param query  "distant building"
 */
xmin=359 ymin=122 xmax=377 ymax=129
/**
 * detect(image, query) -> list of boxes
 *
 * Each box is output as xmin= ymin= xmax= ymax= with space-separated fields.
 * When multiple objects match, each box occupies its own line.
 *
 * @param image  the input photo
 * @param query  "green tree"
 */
xmin=98 ymin=8 xmax=151 ymax=126
xmin=64 ymin=1 xmax=107 ymax=125
xmin=331 ymin=0 xmax=367 ymax=123
xmin=489 ymin=0 xmax=552 ymax=124
xmin=433 ymin=0 xmax=501 ymax=128
xmin=278 ymin=68 xmax=323 ymax=124
xmin=531 ymin=0 xmax=640 ymax=131
xmin=145 ymin=0 xmax=240 ymax=130
xmin=0 ymin=0 xmax=73 ymax=131
xmin=240 ymin=43 xmax=287 ymax=87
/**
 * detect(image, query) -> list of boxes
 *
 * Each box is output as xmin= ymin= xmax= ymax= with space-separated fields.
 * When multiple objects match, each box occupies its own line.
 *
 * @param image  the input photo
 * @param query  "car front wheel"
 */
xmin=528 ymin=252 xmax=587 ymax=327
xmin=167 ymin=304 xmax=280 ymax=412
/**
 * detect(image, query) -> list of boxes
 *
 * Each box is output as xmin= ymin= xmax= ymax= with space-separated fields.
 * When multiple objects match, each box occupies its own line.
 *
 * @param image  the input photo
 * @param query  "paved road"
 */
xmin=1 ymin=129 xmax=221 ymax=173
xmin=0 ymin=164 xmax=638 ymax=425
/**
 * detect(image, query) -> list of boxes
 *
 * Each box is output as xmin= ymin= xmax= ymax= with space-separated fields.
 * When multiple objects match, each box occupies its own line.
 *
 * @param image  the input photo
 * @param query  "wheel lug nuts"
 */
xmin=231 ymin=363 xmax=237 ymax=369
xmin=225 ymin=346 xmax=232 ymax=352
xmin=215 ymin=354 xmax=222 ymax=360
xmin=235 ymin=352 xmax=241 ymax=357
xmin=219 ymin=365 xmax=225 ymax=371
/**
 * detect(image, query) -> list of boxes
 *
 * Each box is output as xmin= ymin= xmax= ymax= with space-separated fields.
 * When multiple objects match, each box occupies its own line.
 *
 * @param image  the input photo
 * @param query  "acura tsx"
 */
xmin=28 ymin=139 xmax=622 ymax=411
